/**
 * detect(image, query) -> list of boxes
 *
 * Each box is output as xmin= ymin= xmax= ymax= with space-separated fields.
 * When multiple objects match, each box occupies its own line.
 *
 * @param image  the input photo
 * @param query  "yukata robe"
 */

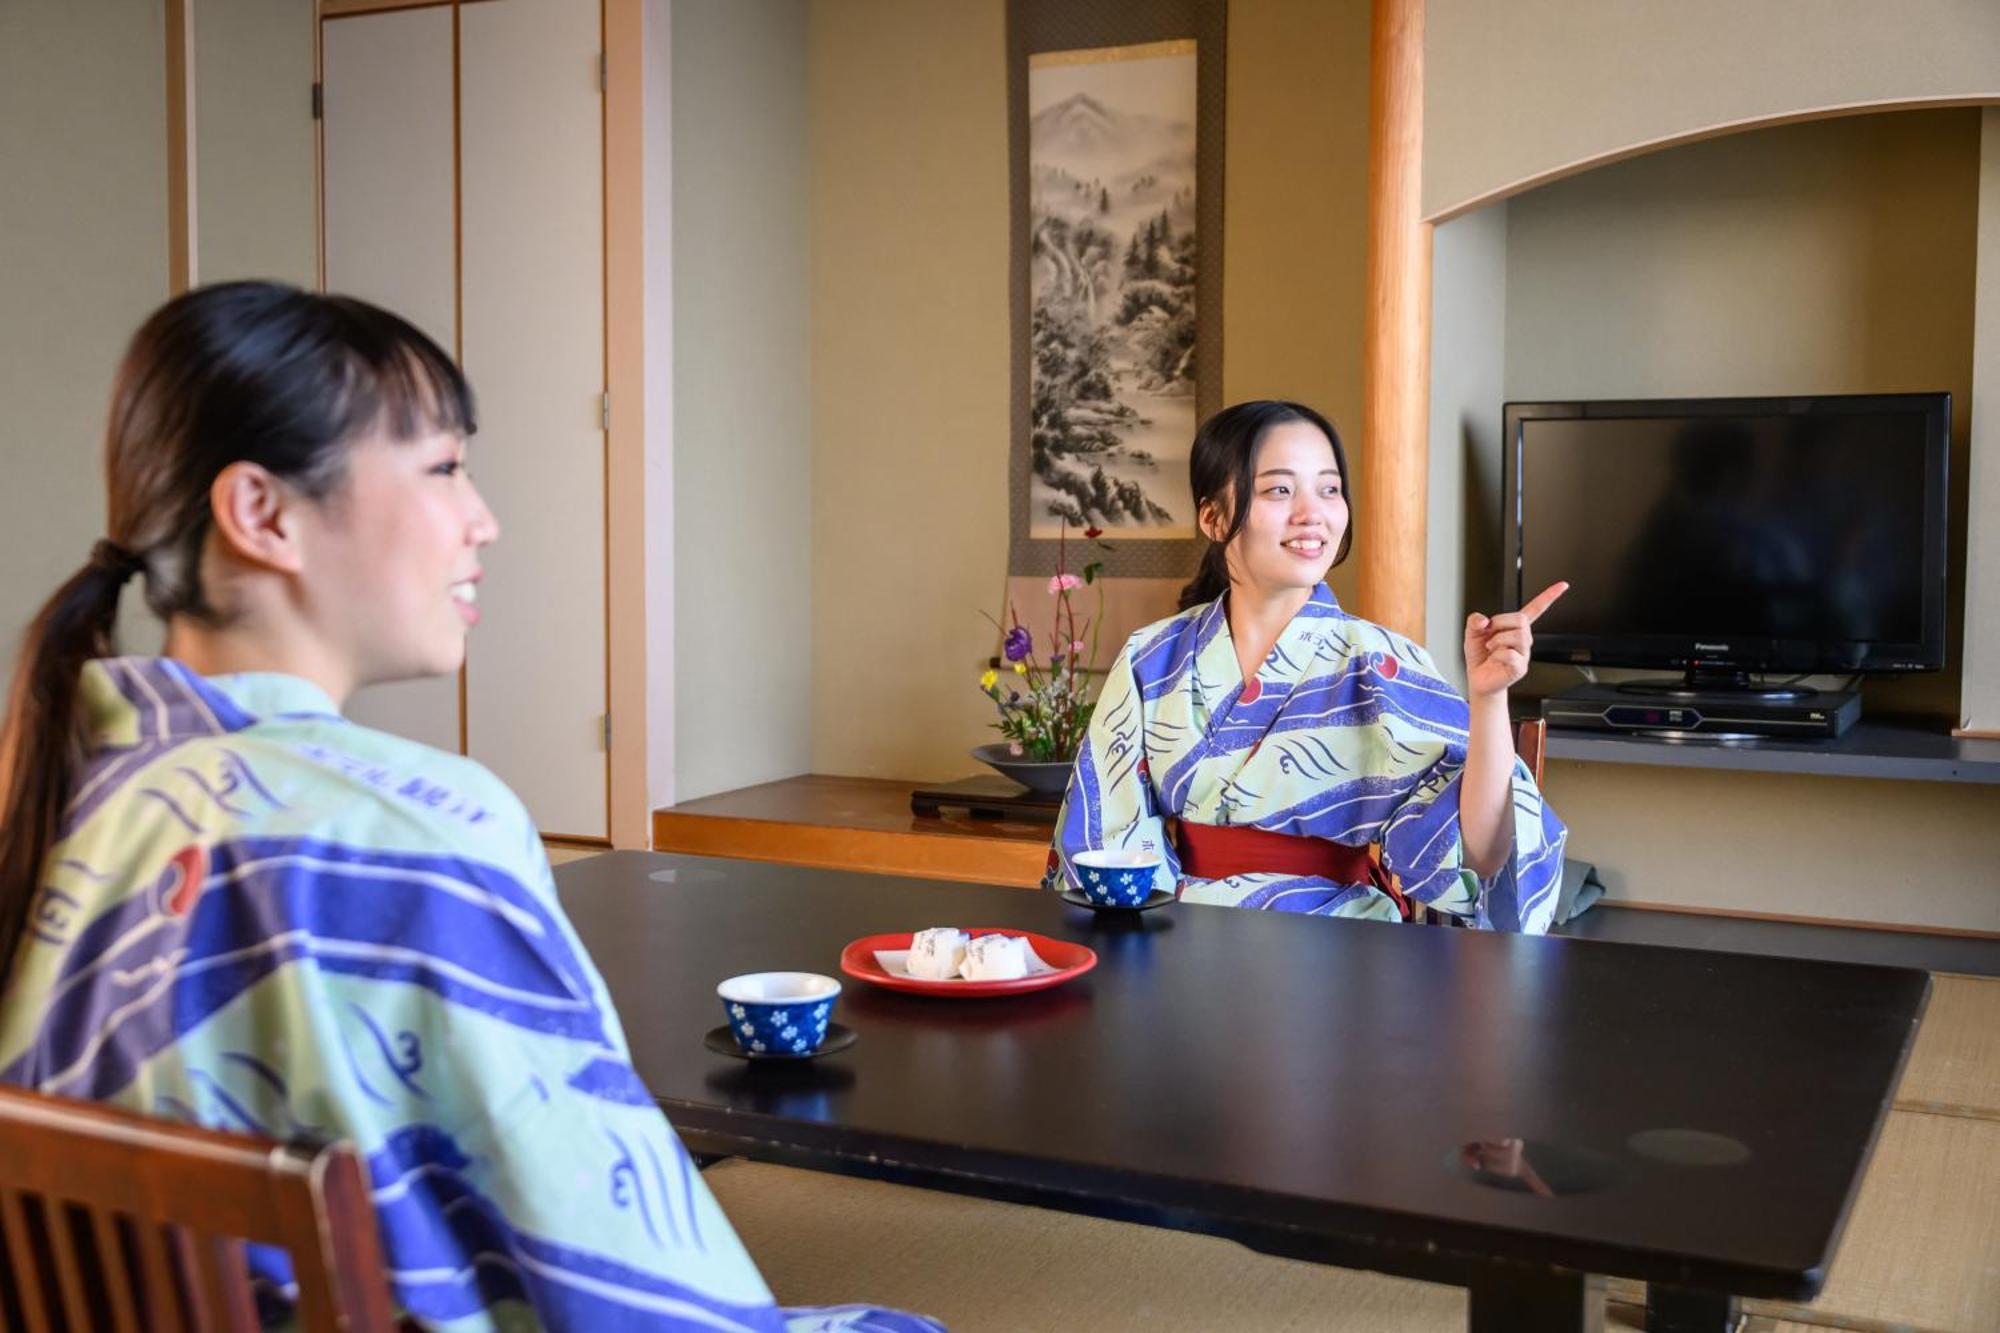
xmin=0 ymin=657 xmax=939 ymax=1333
xmin=1050 ymin=587 xmax=1567 ymax=931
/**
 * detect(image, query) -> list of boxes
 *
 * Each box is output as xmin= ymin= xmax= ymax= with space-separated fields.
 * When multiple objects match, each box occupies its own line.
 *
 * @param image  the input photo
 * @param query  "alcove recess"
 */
xmin=1419 ymin=105 xmax=2000 ymax=929
xmin=1427 ymin=107 xmax=2000 ymax=733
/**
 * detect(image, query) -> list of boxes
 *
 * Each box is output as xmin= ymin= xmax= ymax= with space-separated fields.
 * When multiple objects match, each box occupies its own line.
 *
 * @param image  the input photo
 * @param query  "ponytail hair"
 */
xmin=0 ymin=281 xmax=472 ymax=969
xmin=1177 ymin=400 xmax=1352 ymax=611
xmin=0 ymin=555 xmax=136 ymax=957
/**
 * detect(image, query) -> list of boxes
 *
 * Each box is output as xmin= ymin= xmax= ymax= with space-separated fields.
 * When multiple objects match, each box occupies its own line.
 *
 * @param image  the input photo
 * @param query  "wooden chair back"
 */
xmin=0 ymin=1083 xmax=398 ymax=1333
xmin=1514 ymin=717 xmax=1547 ymax=786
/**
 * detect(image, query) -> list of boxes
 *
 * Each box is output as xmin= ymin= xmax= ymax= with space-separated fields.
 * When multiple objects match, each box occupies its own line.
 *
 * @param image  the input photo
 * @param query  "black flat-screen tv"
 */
xmin=1501 ymin=393 xmax=1949 ymax=687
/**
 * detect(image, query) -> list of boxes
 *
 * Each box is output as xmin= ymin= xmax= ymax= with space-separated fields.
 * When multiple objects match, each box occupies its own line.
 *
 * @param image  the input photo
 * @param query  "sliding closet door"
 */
xmin=460 ymin=0 xmax=609 ymax=838
xmin=320 ymin=5 xmax=462 ymax=755
xmin=194 ymin=0 xmax=315 ymax=289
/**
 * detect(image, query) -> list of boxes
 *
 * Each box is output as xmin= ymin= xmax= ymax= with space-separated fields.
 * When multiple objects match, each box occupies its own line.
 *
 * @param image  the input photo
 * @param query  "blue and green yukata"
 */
xmin=0 ymin=657 xmax=940 ymax=1332
xmin=1050 ymin=586 xmax=1568 ymax=931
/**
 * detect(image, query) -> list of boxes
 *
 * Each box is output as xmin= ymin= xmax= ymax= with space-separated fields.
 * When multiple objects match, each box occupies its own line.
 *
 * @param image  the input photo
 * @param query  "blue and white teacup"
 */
xmin=1071 ymin=849 xmax=1162 ymax=907
xmin=717 ymin=973 xmax=840 ymax=1056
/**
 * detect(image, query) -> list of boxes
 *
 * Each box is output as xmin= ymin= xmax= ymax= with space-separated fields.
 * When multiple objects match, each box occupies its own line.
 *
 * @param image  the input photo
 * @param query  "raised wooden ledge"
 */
xmin=651 ymin=775 xmax=1050 ymax=888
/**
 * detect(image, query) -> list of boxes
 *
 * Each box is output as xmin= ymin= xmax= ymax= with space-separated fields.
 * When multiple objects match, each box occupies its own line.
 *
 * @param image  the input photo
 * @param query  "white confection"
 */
xmin=907 ymin=927 xmax=968 ymax=980
xmin=959 ymin=933 xmax=1029 ymax=981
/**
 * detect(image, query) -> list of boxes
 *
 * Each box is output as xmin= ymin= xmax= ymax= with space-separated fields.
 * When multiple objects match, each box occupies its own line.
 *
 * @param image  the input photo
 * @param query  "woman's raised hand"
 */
xmin=1464 ymin=582 xmax=1568 ymax=699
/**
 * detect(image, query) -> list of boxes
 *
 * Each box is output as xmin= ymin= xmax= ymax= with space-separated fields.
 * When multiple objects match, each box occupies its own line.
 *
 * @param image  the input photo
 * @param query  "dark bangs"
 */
xmin=321 ymin=294 xmax=477 ymax=446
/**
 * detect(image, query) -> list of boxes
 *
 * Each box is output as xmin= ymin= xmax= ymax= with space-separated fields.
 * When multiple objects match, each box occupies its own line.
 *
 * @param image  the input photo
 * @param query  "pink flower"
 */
xmin=1069 ymin=639 xmax=1085 ymax=654
xmin=1008 ymin=742 xmax=1023 ymax=756
xmin=1048 ymin=573 xmax=1083 ymax=594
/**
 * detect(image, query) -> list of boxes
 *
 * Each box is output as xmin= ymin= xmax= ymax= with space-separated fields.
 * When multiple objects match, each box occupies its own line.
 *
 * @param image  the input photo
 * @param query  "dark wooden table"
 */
xmin=557 ymin=852 xmax=1931 ymax=1332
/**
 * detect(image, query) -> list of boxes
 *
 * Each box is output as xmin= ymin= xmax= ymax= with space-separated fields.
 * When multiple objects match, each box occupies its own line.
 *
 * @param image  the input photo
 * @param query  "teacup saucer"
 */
xmin=703 ymin=1022 xmax=857 ymax=1062
xmin=1057 ymin=886 xmax=1176 ymax=913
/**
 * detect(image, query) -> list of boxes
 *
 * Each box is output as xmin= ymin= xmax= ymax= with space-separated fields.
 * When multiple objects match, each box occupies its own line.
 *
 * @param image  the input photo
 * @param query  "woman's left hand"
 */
xmin=1465 ymin=582 xmax=1568 ymax=699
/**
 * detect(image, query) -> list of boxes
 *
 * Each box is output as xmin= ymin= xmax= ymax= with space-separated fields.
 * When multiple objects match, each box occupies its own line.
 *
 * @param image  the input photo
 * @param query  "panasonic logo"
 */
xmin=1693 ymin=642 xmax=1730 ymax=652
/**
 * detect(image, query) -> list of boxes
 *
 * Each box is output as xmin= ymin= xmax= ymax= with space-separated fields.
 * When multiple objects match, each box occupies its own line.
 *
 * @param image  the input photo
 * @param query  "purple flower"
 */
xmin=1003 ymin=625 xmax=1033 ymax=662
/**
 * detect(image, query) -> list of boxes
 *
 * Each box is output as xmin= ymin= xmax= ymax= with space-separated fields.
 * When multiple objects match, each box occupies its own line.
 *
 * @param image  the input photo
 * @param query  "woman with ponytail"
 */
xmin=1048 ymin=400 xmax=1571 ymax=931
xmin=0 ymin=284 xmax=938 ymax=1332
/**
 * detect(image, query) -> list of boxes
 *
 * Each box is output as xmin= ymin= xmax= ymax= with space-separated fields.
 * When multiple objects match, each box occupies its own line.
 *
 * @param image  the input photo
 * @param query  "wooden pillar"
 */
xmin=603 ymin=0 xmax=651 ymax=846
xmin=1358 ymin=0 xmax=1430 ymax=641
xmin=165 ymin=0 xmax=198 ymax=294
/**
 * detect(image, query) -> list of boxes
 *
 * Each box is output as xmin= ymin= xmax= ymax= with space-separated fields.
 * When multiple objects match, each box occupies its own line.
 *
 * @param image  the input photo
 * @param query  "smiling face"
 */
xmin=294 ymin=423 xmax=499 ymax=691
xmin=1201 ymin=418 xmax=1348 ymax=600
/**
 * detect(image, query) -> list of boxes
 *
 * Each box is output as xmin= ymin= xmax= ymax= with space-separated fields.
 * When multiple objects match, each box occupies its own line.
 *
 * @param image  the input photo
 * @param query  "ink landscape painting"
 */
xmin=1028 ymin=42 xmax=1197 ymax=540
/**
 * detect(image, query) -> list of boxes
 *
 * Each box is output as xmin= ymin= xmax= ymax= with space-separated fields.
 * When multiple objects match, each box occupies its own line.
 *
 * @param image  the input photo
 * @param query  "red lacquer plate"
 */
xmin=839 ymin=929 xmax=1097 ymax=998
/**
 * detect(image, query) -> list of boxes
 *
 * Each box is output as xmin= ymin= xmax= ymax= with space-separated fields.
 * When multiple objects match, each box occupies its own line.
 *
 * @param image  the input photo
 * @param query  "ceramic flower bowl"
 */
xmin=971 ymin=743 xmax=1073 ymax=796
xmin=716 ymin=972 xmax=840 ymax=1056
xmin=1070 ymin=849 xmax=1161 ymax=907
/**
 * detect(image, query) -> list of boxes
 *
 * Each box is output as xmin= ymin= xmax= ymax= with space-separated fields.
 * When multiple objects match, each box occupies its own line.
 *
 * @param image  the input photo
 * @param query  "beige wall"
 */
xmin=1221 ymin=0 xmax=1372 ymax=612
xmin=0 ymin=0 xmax=169 ymax=667
xmin=807 ymin=0 xmax=1012 ymax=781
xmin=1545 ymin=764 xmax=2000 ymax=930
xmin=1495 ymin=110 xmax=1994 ymax=930
xmin=1424 ymin=0 xmax=2000 ymax=221
xmin=807 ymin=0 xmax=1376 ymax=781
xmin=672 ymin=0 xmax=814 ymax=801
xmin=1424 ymin=202 xmax=1507 ymax=682
xmin=1965 ymin=109 xmax=2000 ymax=734
xmin=194 ymin=0 xmax=317 ymax=288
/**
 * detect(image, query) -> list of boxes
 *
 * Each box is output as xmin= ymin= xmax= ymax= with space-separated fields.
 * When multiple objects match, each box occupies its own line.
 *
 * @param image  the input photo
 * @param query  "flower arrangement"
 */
xmin=978 ymin=525 xmax=1113 ymax=763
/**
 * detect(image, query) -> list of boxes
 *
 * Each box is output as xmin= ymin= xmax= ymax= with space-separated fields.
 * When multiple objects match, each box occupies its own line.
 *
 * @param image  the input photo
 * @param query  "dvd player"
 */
xmin=1542 ymin=683 xmax=1860 ymax=740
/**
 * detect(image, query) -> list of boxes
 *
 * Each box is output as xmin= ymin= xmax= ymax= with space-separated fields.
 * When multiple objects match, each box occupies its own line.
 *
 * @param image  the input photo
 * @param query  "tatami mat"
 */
xmin=1766 ymin=1323 xmax=1944 ymax=1333
xmin=1749 ymin=1110 xmax=2000 ymax=1333
xmin=1895 ymin=975 xmax=2000 ymax=1120
xmin=706 ymin=1158 xmax=1468 ymax=1333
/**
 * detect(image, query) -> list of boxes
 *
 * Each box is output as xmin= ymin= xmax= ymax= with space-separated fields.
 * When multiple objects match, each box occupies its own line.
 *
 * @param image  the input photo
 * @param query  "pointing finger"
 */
xmin=1521 ymin=581 xmax=1570 ymax=625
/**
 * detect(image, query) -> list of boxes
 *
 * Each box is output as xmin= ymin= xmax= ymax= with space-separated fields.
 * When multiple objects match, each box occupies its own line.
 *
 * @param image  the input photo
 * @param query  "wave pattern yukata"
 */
xmin=0 ymin=658 xmax=942 ymax=1333
xmin=1050 ymin=587 xmax=1567 ymax=932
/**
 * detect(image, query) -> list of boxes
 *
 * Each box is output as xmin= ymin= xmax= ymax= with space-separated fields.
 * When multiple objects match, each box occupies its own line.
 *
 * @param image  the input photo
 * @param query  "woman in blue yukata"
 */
xmin=0 ymin=283 xmax=940 ymax=1332
xmin=1051 ymin=400 xmax=1570 ymax=931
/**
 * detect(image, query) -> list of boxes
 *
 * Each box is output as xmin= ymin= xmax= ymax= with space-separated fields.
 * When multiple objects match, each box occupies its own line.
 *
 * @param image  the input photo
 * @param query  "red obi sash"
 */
xmin=1174 ymin=820 xmax=1411 ymax=920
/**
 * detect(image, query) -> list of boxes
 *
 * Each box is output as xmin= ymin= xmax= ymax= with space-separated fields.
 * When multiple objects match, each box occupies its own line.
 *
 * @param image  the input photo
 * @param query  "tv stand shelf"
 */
xmin=1542 ymin=716 xmax=2000 ymax=785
